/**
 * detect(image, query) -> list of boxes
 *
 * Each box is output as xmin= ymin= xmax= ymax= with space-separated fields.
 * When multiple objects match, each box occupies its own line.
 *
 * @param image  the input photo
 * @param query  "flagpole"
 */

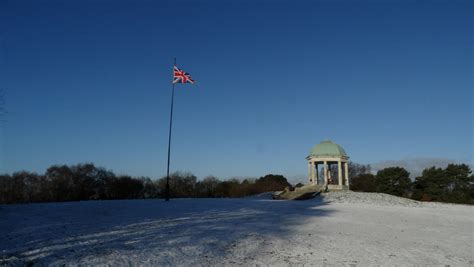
xmin=165 ymin=57 xmax=176 ymax=201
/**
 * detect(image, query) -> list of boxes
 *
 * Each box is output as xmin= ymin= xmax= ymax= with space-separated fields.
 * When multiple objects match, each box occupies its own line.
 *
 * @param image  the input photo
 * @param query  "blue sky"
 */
xmin=1 ymin=0 xmax=472 ymax=181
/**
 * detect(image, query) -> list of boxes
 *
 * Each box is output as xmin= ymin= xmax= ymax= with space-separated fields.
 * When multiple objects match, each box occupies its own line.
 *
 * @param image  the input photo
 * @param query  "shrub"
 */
xmin=351 ymin=173 xmax=376 ymax=192
xmin=375 ymin=167 xmax=412 ymax=197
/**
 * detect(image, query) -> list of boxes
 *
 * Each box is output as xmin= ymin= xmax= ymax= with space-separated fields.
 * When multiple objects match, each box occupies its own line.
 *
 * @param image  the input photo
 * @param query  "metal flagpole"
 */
xmin=165 ymin=57 xmax=176 ymax=201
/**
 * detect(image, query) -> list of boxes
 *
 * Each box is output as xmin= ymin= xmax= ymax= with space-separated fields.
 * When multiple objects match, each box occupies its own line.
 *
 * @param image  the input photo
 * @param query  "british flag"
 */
xmin=173 ymin=66 xmax=195 ymax=84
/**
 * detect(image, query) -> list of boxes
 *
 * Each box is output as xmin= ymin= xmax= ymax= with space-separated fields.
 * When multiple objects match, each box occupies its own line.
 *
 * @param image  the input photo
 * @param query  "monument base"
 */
xmin=327 ymin=184 xmax=349 ymax=191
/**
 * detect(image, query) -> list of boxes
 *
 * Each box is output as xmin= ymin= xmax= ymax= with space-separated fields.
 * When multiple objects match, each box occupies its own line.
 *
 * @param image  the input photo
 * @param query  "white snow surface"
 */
xmin=1 ymin=192 xmax=472 ymax=266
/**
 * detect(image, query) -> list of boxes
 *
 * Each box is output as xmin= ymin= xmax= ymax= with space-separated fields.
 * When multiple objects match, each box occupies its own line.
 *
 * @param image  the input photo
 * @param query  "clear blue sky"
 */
xmin=1 ymin=0 xmax=472 ymax=181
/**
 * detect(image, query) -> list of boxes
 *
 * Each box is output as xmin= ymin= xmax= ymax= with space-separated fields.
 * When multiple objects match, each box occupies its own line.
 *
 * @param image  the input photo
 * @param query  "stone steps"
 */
xmin=272 ymin=184 xmax=324 ymax=200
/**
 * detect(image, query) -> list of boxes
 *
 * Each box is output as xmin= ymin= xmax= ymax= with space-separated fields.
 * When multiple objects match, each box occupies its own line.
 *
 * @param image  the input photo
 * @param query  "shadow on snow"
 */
xmin=0 ymin=196 xmax=334 ymax=265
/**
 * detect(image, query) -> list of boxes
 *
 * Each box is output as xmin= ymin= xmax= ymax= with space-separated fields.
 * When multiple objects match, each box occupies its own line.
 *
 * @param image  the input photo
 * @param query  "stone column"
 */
xmin=315 ymin=163 xmax=318 ymax=185
xmin=323 ymin=161 xmax=328 ymax=185
xmin=308 ymin=161 xmax=312 ymax=184
xmin=344 ymin=161 xmax=349 ymax=186
xmin=338 ymin=160 xmax=342 ymax=186
xmin=310 ymin=162 xmax=316 ymax=184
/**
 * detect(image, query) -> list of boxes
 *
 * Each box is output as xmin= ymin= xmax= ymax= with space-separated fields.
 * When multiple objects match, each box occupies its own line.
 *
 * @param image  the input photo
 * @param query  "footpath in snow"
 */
xmin=0 ymin=192 xmax=472 ymax=266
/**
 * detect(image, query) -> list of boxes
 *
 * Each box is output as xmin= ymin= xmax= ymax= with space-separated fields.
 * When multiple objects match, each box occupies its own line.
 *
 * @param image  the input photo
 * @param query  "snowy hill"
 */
xmin=321 ymin=191 xmax=423 ymax=206
xmin=0 ymin=192 xmax=472 ymax=266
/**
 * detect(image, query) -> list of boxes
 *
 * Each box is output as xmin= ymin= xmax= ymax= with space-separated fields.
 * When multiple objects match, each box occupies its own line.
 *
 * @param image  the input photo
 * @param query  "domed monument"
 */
xmin=306 ymin=140 xmax=349 ymax=190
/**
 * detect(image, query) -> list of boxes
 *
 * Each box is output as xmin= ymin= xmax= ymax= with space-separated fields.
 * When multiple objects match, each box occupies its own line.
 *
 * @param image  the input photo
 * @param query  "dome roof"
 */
xmin=309 ymin=140 xmax=347 ymax=158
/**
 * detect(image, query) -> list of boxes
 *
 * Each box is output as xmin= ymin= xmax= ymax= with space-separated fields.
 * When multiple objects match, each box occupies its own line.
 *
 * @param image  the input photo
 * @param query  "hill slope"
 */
xmin=0 ymin=193 xmax=472 ymax=266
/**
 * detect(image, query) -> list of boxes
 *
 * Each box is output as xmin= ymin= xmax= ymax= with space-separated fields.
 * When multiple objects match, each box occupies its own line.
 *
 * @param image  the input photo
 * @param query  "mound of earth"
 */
xmin=319 ymin=191 xmax=423 ymax=207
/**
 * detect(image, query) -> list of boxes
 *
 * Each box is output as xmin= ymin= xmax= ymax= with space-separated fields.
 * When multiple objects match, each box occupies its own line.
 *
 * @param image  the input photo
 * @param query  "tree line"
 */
xmin=350 ymin=163 xmax=473 ymax=204
xmin=1 ymin=162 xmax=472 ymax=205
xmin=0 ymin=163 xmax=291 ymax=204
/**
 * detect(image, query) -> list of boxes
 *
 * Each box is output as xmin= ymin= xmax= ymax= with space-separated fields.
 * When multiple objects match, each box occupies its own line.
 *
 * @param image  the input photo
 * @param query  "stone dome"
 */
xmin=309 ymin=140 xmax=347 ymax=158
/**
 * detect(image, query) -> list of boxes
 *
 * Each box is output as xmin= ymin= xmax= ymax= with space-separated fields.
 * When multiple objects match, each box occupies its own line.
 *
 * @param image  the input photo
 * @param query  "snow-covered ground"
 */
xmin=1 ymin=192 xmax=472 ymax=266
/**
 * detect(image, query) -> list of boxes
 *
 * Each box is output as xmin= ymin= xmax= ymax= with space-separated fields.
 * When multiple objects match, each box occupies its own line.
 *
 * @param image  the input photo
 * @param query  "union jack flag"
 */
xmin=173 ymin=66 xmax=195 ymax=84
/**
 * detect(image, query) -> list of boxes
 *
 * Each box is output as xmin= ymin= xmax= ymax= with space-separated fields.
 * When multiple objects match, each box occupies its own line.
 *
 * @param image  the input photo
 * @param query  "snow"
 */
xmin=1 ymin=192 xmax=472 ymax=266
